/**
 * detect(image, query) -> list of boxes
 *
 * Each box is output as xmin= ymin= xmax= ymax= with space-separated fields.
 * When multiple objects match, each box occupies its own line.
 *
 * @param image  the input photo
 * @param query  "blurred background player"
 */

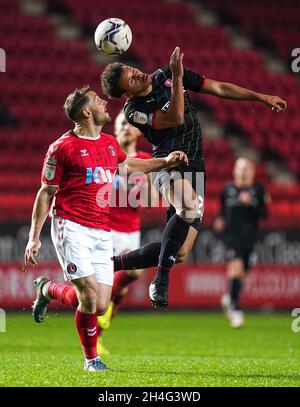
xmin=101 ymin=47 xmax=286 ymax=310
xmin=97 ymin=111 xmax=157 ymax=354
xmin=214 ymin=158 xmax=270 ymax=328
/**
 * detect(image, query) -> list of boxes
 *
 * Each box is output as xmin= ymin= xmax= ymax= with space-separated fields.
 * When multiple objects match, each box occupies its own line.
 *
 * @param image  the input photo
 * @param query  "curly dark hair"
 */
xmin=63 ymin=85 xmax=91 ymax=121
xmin=101 ymin=62 xmax=125 ymax=98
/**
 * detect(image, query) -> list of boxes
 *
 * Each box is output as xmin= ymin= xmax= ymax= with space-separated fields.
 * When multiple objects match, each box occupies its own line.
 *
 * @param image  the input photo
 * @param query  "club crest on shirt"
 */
xmin=45 ymin=163 xmax=56 ymax=180
xmin=164 ymin=79 xmax=172 ymax=87
xmin=67 ymin=263 xmax=77 ymax=274
xmin=108 ymin=145 xmax=117 ymax=156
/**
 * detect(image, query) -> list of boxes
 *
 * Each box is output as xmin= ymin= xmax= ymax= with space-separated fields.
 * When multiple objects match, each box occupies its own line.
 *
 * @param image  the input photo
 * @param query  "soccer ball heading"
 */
xmin=94 ymin=18 xmax=132 ymax=56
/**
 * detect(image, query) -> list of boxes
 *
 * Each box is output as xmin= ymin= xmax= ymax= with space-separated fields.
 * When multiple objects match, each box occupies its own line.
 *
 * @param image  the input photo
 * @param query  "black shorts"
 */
xmin=225 ymin=243 xmax=253 ymax=271
xmin=152 ymin=164 xmax=206 ymax=231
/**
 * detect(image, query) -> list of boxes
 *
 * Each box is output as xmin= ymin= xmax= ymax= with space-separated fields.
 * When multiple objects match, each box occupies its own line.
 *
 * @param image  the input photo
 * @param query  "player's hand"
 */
xmin=169 ymin=47 xmax=184 ymax=79
xmin=213 ymin=217 xmax=225 ymax=233
xmin=165 ymin=151 xmax=189 ymax=168
xmin=22 ymin=238 xmax=41 ymax=272
xmin=264 ymin=95 xmax=287 ymax=112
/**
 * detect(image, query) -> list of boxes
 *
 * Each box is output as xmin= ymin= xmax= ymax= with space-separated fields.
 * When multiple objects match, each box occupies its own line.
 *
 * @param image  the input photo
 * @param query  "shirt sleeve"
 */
xmin=124 ymin=101 xmax=157 ymax=132
xmin=183 ymin=68 xmax=206 ymax=93
xmin=41 ymin=142 xmax=65 ymax=186
xmin=118 ymin=149 xmax=128 ymax=165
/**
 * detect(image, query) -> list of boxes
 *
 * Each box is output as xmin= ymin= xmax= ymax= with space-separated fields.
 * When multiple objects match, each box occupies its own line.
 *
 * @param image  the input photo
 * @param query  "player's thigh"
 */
xmin=167 ymin=178 xmax=197 ymax=212
xmin=169 ymin=173 xmax=205 ymax=224
xmin=91 ymin=229 xmax=114 ymax=288
xmin=51 ymin=216 xmax=95 ymax=282
xmin=176 ymin=226 xmax=199 ymax=263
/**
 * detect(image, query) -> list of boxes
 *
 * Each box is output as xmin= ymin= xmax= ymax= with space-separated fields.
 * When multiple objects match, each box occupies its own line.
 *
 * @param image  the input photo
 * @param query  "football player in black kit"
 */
xmin=101 ymin=47 xmax=286 ymax=310
xmin=214 ymin=158 xmax=270 ymax=328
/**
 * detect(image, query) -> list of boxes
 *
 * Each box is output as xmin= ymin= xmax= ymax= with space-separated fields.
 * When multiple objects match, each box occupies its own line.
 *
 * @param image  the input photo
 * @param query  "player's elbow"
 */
xmin=40 ymin=183 xmax=57 ymax=197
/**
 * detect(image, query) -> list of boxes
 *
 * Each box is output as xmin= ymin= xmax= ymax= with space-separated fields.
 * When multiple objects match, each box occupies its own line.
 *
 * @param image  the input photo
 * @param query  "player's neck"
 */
xmin=135 ymin=85 xmax=152 ymax=97
xmin=73 ymin=123 xmax=102 ymax=140
xmin=234 ymin=180 xmax=253 ymax=188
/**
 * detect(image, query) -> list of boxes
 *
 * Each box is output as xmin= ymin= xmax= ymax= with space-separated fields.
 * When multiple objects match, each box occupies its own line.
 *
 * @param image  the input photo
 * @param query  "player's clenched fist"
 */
xmin=164 ymin=151 xmax=189 ymax=168
xmin=169 ymin=46 xmax=184 ymax=79
xmin=22 ymin=238 xmax=41 ymax=272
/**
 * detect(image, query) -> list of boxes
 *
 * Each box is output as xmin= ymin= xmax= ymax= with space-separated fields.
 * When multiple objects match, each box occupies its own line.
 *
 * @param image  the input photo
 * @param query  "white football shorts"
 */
xmin=111 ymin=230 xmax=141 ymax=256
xmin=51 ymin=216 xmax=113 ymax=285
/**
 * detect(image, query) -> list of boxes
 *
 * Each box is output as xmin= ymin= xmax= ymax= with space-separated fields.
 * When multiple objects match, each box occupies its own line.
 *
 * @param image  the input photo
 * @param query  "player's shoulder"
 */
xmin=135 ymin=150 xmax=152 ymax=159
xmin=223 ymin=182 xmax=235 ymax=192
xmin=100 ymin=132 xmax=120 ymax=149
xmin=152 ymin=66 xmax=171 ymax=82
xmin=47 ymin=131 xmax=74 ymax=154
xmin=100 ymin=132 xmax=117 ymax=143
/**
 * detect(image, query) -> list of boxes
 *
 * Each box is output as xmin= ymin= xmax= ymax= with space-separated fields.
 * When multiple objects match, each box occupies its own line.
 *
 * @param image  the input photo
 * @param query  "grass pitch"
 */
xmin=0 ymin=311 xmax=299 ymax=387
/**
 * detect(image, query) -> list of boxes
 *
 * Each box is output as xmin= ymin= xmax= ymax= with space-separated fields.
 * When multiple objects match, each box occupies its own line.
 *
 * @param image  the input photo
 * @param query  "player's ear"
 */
xmin=81 ymin=107 xmax=91 ymax=119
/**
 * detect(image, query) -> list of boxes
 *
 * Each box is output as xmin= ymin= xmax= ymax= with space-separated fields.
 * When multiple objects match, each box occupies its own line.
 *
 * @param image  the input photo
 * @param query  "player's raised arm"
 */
xmin=120 ymin=151 xmax=188 ymax=175
xmin=202 ymin=78 xmax=287 ymax=112
xmin=23 ymin=183 xmax=57 ymax=271
xmin=153 ymin=47 xmax=185 ymax=129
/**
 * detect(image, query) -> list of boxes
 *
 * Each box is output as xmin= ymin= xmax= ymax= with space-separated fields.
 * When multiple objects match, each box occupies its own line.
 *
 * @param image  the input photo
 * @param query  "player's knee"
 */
xmin=78 ymin=287 xmax=98 ymax=313
xmin=177 ymin=199 xmax=199 ymax=223
xmin=96 ymin=297 xmax=110 ymax=316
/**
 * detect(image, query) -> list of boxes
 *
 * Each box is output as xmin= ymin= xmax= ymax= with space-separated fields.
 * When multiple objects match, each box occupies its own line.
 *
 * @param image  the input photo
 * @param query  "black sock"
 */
xmin=113 ymin=242 xmax=161 ymax=271
xmin=153 ymin=214 xmax=190 ymax=283
xmin=229 ymin=278 xmax=243 ymax=310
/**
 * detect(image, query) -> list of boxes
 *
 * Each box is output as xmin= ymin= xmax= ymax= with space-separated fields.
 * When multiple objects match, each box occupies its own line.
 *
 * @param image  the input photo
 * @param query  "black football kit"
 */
xmin=124 ymin=66 xmax=206 ymax=230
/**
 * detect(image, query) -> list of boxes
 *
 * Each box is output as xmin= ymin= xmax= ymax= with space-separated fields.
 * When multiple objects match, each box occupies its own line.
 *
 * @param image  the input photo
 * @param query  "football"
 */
xmin=94 ymin=18 xmax=132 ymax=55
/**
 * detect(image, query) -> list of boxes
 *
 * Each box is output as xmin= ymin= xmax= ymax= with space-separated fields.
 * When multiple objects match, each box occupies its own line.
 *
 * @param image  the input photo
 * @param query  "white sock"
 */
xmin=86 ymin=356 xmax=99 ymax=364
xmin=42 ymin=281 xmax=51 ymax=300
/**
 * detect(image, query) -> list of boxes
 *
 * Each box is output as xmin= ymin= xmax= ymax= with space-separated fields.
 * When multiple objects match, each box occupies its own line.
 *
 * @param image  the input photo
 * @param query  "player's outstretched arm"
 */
xmin=154 ymin=47 xmax=185 ymax=129
xmin=22 ymin=183 xmax=57 ymax=272
xmin=121 ymin=151 xmax=189 ymax=175
xmin=202 ymin=78 xmax=287 ymax=112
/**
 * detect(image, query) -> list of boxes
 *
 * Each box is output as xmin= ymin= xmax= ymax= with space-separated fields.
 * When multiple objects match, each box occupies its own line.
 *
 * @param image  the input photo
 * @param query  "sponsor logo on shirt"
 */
xmin=164 ymin=79 xmax=172 ymax=87
xmin=86 ymin=167 xmax=114 ymax=184
xmin=133 ymin=111 xmax=148 ymax=125
xmin=47 ymin=156 xmax=57 ymax=165
xmin=80 ymin=149 xmax=89 ymax=157
xmin=45 ymin=164 xmax=56 ymax=181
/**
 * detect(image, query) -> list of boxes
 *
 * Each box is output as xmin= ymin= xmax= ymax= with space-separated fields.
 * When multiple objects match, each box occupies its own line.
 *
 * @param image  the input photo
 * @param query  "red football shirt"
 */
xmin=41 ymin=131 xmax=127 ymax=230
xmin=110 ymin=151 xmax=152 ymax=233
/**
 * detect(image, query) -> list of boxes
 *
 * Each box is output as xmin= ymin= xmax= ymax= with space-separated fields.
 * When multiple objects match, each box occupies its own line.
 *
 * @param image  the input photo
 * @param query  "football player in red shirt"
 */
xmin=23 ymin=86 xmax=188 ymax=371
xmin=97 ymin=111 xmax=157 ymax=353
